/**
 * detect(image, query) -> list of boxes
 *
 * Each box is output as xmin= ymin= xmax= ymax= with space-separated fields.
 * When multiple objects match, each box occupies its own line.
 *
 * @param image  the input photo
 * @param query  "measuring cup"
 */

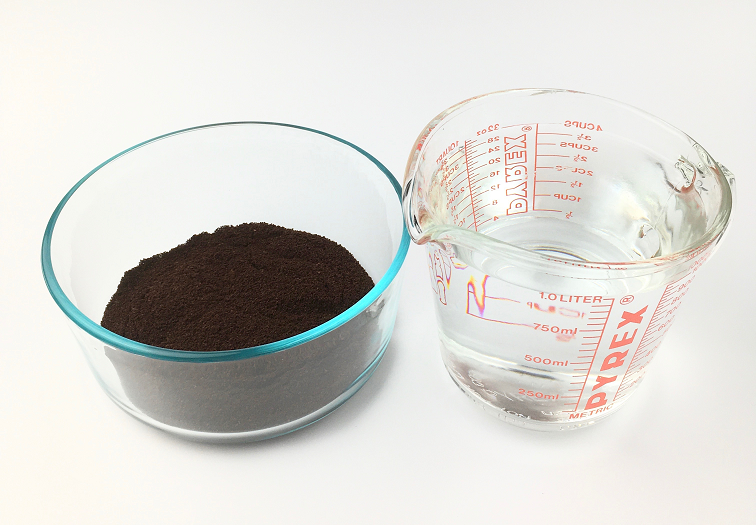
xmin=403 ymin=89 xmax=735 ymax=430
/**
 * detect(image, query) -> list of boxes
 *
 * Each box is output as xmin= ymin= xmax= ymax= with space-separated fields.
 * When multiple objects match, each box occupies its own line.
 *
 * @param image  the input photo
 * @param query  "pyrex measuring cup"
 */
xmin=403 ymin=89 xmax=735 ymax=430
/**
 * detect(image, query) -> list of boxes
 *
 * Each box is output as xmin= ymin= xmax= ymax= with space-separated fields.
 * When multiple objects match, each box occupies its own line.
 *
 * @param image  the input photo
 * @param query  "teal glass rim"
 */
xmin=41 ymin=121 xmax=411 ymax=363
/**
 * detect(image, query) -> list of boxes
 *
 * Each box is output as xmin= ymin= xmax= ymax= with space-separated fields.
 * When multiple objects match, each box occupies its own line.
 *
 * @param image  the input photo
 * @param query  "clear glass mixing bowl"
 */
xmin=42 ymin=122 xmax=409 ymax=443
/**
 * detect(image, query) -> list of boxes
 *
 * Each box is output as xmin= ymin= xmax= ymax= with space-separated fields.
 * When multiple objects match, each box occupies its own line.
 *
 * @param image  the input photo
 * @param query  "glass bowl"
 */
xmin=42 ymin=122 xmax=409 ymax=443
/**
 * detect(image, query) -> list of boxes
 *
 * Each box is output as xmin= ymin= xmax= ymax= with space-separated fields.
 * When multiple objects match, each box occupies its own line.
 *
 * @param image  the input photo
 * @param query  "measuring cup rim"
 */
xmin=41 ymin=121 xmax=411 ymax=363
xmin=404 ymin=88 xmax=735 ymax=278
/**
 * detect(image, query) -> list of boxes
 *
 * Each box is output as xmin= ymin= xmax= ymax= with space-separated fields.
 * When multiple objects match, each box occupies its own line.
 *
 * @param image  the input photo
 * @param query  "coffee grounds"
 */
xmin=101 ymin=222 xmax=375 ymax=351
xmin=101 ymin=222 xmax=386 ymax=435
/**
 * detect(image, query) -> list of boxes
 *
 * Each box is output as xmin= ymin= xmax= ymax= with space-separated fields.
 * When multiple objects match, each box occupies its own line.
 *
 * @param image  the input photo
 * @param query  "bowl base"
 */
xmin=106 ymin=342 xmax=387 ymax=443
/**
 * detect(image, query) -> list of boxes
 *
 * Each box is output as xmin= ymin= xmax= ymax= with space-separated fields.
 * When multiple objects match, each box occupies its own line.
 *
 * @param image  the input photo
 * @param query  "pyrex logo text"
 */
xmin=580 ymin=305 xmax=648 ymax=412
xmin=503 ymin=134 xmax=528 ymax=215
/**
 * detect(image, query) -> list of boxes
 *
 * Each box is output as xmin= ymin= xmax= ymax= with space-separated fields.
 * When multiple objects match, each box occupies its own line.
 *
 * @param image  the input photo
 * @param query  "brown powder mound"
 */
xmin=101 ymin=222 xmax=374 ymax=351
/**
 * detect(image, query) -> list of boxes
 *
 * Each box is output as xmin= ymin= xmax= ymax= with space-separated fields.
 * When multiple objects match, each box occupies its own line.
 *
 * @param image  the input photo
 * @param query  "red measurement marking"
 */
xmin=537 ymin=180 xmax=566 ymax=183
xmin=569 ymin=299 xmax=614 ymax=412
xmin=539 ymin=132 xmax=572 ymax=136
xmin=636 ymin=335 xmax=663 ymax=352
xmin=463 ymin=140 xmax=479 ymax=231
xmin=479 ymin=319 xmax=532 ymax=327
xmin=449 ymin=177 xmax=470 ymax=191
xmin=467 ymin=151 xmax=489 ymax=161
xmin=533 ymin=123 xmax=538 ymax=211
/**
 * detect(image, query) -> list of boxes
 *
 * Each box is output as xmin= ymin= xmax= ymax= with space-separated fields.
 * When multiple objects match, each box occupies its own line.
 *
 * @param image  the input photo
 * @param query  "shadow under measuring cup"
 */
xmin=403 ymin=89 xmax=735 ymax=430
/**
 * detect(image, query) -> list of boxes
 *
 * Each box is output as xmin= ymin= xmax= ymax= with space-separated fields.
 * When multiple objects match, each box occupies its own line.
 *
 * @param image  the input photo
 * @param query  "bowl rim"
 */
xmin=41 ymin=121 xmax=411 ymax=363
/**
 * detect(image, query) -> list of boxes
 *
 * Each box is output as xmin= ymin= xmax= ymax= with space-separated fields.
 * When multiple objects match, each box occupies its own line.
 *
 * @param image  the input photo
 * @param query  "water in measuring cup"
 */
xmin=430 ymin=194 xmax=710 ymax=430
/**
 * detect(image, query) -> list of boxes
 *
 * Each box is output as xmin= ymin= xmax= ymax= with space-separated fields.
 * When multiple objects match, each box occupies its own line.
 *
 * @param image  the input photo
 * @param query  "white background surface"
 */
xmin=2 ymin=1 xmax=755 ymax=523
